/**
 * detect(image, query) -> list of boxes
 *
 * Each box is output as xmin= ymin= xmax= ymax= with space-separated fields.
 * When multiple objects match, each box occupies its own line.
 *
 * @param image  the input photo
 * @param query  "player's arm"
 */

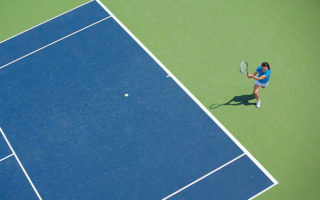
xmin=251 ymin=75 xmax=266 ymax=80
xmin=247 ymin=71 xmax=258 ymax=78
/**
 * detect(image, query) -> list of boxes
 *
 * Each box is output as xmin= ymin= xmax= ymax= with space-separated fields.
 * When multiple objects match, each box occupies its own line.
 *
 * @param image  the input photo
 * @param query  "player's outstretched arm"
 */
xmin=252 ymin=75 xmax=266 ymax=80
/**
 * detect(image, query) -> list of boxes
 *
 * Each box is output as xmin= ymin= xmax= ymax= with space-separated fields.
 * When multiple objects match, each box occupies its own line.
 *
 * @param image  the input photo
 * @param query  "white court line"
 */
xmin=249 ymin=182 xmax=278 ymax=200
xmin=0 ymin=127 xmax=42 ymax=200
xmin=0 ymin=16 xmax=112 ymax=70
xmin=95 ymin=0 xmax=278 ymax=198
xmin=0 ymin=153 xmax=14 ymax=162
xmin=0 ymin=0 xmax=94 ymax=44
xmin=162 ymin=153 xmax=246 ymax=200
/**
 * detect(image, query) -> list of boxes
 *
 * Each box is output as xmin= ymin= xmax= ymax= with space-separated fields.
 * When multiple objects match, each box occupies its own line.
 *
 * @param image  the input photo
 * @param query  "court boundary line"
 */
xmin=249 ymin=183 xmax=278 ymax=200
xmin=0 ymin=0 xmax=95 ymax=44
xmin=0 ymin=153 xmax=14 ymax=162
xmin=162 ymin=153 xmax=246 ymax=200
xmin=96 ymin=0 xmax=278 ymax=198
xmin=0 ymin=127 xmax=42 ymax=200
xmin=0 ymin=16 xmax=112 ymax=70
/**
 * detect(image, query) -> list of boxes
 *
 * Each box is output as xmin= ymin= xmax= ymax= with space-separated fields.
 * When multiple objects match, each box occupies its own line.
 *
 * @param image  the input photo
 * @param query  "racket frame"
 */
xmin=240 ymin=61 xmax=249 ymax=75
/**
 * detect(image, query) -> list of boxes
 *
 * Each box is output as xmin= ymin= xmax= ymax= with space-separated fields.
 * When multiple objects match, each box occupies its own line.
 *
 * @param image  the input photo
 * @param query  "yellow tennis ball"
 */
xmin=124 ymin=93 xmax=129 ymax=97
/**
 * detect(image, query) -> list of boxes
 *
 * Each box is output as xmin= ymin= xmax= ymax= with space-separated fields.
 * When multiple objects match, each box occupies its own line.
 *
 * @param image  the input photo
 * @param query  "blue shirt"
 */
xmin=256 ymin=66 xmax=270 ymax=84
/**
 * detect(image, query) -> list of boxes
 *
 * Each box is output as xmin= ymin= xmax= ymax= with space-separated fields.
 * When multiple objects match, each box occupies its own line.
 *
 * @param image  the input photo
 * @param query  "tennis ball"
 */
xmin=124 ymin=93 xmax=129 ymax=97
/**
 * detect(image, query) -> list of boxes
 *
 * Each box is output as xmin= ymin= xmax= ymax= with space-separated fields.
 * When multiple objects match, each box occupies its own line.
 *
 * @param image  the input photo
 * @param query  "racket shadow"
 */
xmin=209 ymin=94 xmax=256 ymax=109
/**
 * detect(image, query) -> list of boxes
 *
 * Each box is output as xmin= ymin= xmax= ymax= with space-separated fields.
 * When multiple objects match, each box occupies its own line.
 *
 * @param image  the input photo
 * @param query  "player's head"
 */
xmin=261 ymin=62 xmax=270 ymax=72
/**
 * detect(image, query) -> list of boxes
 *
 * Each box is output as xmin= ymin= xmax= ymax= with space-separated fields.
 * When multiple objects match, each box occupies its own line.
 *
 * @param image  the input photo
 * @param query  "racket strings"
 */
xmin=240 ymin=61 xmax=248 ymax=74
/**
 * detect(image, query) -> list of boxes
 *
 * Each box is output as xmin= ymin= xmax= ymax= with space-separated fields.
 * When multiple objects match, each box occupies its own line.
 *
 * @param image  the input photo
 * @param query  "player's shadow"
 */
xmin=209 ymin=94 xmax=256 ymax=109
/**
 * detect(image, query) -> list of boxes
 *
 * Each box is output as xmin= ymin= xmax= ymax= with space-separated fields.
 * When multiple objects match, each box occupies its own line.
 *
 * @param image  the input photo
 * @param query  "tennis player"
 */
xmin=247 ymin=62 xmax=271 ymax=108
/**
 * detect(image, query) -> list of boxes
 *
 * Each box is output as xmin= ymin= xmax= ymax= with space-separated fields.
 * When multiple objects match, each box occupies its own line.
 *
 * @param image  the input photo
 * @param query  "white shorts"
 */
xmin=255 ymin=80 xmax=269 ymax=88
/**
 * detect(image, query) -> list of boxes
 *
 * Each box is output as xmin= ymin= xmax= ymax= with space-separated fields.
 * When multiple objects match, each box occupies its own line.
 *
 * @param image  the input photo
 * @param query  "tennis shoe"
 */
xmin=256 ymin=101 xmax=261 ymax=108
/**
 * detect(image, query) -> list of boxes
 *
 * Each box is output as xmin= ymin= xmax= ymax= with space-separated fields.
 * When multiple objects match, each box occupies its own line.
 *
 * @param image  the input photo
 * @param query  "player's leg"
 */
xmin=253 ymin=85 xmax=260 ymax=101
xmin=253 ymin=84 xmax=261 ymax=108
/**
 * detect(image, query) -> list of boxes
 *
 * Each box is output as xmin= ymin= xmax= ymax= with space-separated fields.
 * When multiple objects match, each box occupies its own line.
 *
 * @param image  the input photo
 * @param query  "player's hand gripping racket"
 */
xmin=240 ymin=61 xmax=248 ymax=75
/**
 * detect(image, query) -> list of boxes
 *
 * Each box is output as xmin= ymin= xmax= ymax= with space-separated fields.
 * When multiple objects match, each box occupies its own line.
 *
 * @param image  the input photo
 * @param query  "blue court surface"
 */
xmin=0 ymin=1 xmax=277 ymax=199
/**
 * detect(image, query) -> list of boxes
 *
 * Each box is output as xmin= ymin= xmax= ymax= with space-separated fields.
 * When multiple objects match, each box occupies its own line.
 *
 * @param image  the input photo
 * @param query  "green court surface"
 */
xmin=1 ymin=0 xmax=319 ymax=199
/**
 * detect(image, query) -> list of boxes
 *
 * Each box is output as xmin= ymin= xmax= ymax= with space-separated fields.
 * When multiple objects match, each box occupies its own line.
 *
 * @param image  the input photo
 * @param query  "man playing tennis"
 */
xmin=247 ymin=62 xmax=271 ymax=108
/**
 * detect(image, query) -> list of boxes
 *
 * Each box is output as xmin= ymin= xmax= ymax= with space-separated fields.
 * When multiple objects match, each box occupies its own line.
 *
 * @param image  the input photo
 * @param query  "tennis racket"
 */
xmin=240 ymin=61 xmax=248 ymax=75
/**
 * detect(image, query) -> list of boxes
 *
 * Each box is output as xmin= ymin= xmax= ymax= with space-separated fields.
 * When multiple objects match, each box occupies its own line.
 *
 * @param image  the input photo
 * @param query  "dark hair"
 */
xmin=261 ymin=62 xmax=270 ymax=70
